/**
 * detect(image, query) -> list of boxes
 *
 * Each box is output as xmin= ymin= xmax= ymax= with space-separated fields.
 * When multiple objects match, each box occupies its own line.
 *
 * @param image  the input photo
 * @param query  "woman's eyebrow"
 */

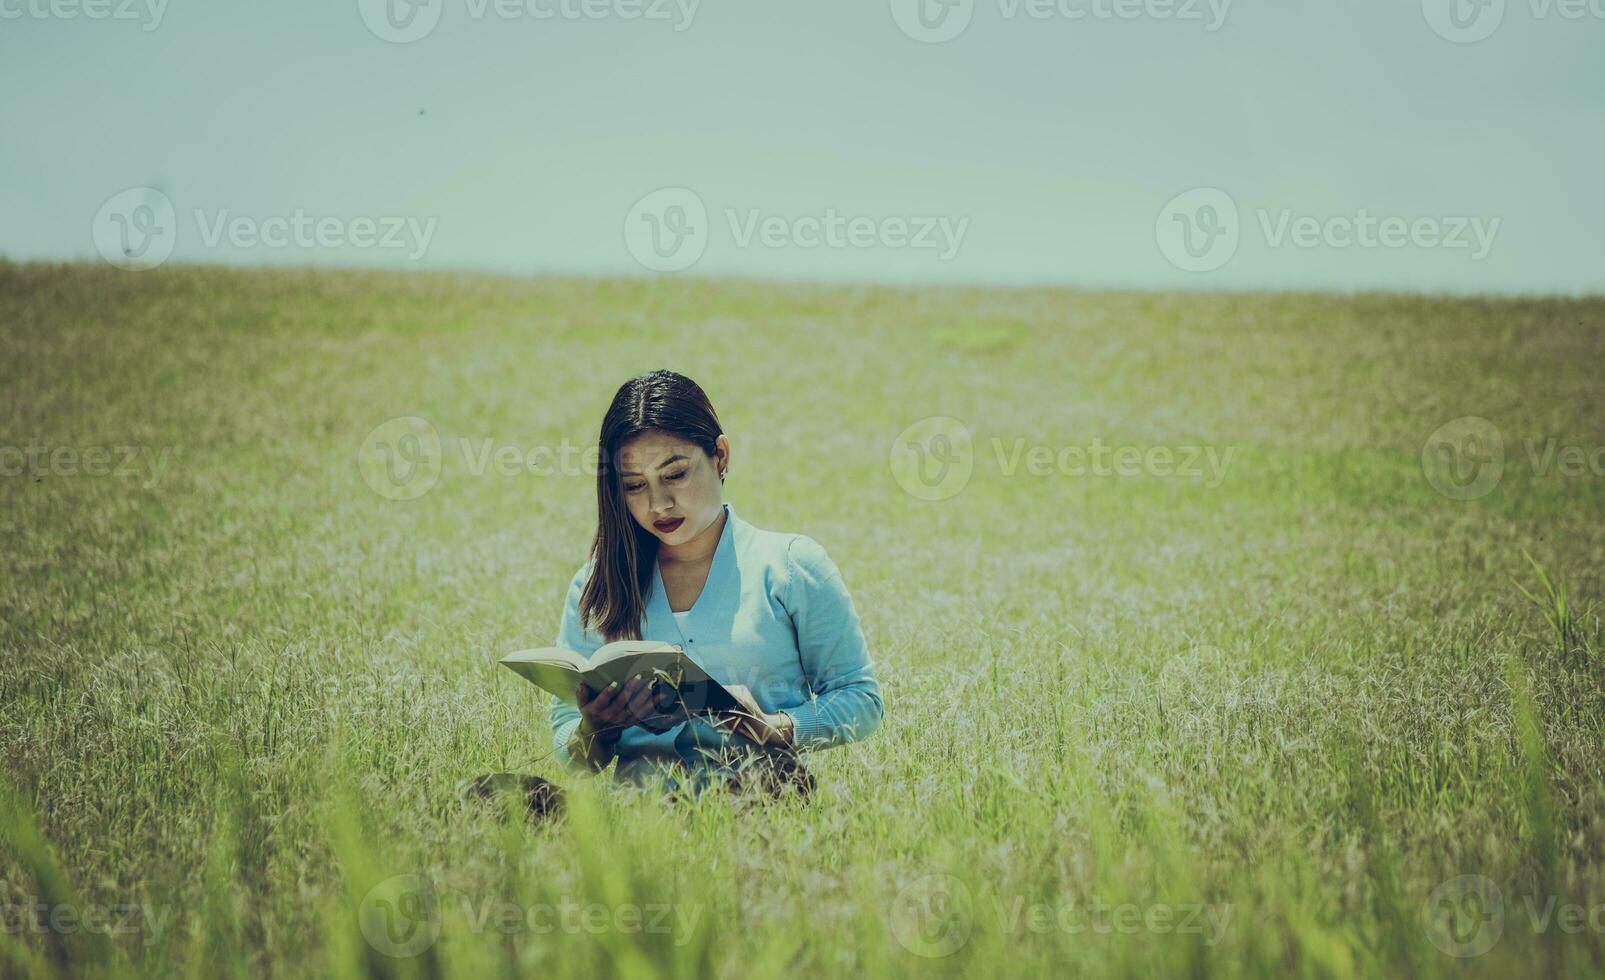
xmin=619 ymin=454 xmax=688 ymax=476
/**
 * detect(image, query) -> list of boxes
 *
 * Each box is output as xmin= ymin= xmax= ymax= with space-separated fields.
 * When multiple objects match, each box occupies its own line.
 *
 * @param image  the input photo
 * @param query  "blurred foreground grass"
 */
xmin=2 ymin=260 xmax=1604 ymax=978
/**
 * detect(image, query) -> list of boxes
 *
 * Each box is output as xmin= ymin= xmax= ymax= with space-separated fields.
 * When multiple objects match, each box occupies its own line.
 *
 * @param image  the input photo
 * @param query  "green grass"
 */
xmin=2 ymin=259 xmax=1604 ymax=978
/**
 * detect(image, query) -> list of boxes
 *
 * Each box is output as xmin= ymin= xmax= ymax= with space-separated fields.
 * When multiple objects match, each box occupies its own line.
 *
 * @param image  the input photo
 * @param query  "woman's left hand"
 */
xmin=718 ymin=684 xmax=795 ymax=748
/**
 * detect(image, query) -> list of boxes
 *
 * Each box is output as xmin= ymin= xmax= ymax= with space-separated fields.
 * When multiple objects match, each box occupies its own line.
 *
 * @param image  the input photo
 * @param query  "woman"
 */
xmin=547 ymin=369 xmax=884 ymax=798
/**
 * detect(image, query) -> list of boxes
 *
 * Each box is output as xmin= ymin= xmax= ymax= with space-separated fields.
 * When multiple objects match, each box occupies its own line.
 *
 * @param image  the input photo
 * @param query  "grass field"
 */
xmin=2 ymin=259 xmax=1604 ymax=978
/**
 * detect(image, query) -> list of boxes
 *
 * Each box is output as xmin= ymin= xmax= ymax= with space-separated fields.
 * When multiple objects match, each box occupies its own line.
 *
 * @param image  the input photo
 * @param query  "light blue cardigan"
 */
xmin=549 ymin=501 xmax=883 ymax=785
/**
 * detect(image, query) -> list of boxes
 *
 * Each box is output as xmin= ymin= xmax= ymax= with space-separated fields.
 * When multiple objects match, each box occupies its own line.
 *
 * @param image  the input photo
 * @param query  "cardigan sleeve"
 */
xmin=548 ymin=560 xmax=686 ymax=769
xmin=777 ymin=535 xmax=884 ymax=750
xmin=548 ymin=561 xmax=599 ymax=768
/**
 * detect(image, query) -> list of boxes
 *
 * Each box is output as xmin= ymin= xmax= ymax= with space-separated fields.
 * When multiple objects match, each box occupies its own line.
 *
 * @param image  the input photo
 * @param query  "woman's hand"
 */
xmin=718 ymin=684 xmax=796 ymax=748
xmin=577 ymin=676 xmax=671 ymax=736
xmin=570 ymin=677 xmax=672 ymax=770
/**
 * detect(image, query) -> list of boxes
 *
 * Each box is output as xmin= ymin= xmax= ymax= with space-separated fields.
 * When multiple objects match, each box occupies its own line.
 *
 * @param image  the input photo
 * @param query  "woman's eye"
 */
xmin=624 ymin=471 xmax=683 ymax=491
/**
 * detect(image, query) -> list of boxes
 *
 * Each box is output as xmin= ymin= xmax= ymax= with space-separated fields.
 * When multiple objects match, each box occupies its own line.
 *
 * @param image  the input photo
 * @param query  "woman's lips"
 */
xmin=654 ymin=518 xmax=684 ymax=533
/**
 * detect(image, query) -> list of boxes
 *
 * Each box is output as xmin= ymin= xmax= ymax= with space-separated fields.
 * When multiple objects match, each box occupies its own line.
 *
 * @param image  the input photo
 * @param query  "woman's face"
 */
xmin=615 ymin=430 xmax=730 ymax=547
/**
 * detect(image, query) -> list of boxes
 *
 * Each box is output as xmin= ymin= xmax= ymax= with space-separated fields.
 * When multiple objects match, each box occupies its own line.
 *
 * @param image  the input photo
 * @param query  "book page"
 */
xmin=498 ymin=647 xmax=589 ymax=703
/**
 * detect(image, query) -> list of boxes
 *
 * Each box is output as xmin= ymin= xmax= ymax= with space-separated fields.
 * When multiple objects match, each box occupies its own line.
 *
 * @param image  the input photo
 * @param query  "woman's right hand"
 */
xmin=576 ymin=676 xmax=668 ymax=740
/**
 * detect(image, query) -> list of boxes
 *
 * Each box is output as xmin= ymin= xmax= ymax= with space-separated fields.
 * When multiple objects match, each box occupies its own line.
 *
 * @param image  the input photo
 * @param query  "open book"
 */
xmin=500 ymin=639 xmax=742 ymax=734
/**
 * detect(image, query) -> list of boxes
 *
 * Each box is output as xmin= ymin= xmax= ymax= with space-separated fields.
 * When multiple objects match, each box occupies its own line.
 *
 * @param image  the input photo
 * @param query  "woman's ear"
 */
xmin=714 ymin=434 xmax=731 ymax=479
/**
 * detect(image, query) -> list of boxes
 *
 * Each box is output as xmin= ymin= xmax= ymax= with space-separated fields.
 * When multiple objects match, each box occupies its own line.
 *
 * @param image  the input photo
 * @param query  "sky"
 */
xmin=2 ymin=0 xmax=1601 ymax=294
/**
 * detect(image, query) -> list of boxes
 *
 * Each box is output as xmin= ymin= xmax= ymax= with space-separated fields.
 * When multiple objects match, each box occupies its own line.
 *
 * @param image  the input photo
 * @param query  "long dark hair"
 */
xmin=580 ymin=370 xmax=725 ymax=642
